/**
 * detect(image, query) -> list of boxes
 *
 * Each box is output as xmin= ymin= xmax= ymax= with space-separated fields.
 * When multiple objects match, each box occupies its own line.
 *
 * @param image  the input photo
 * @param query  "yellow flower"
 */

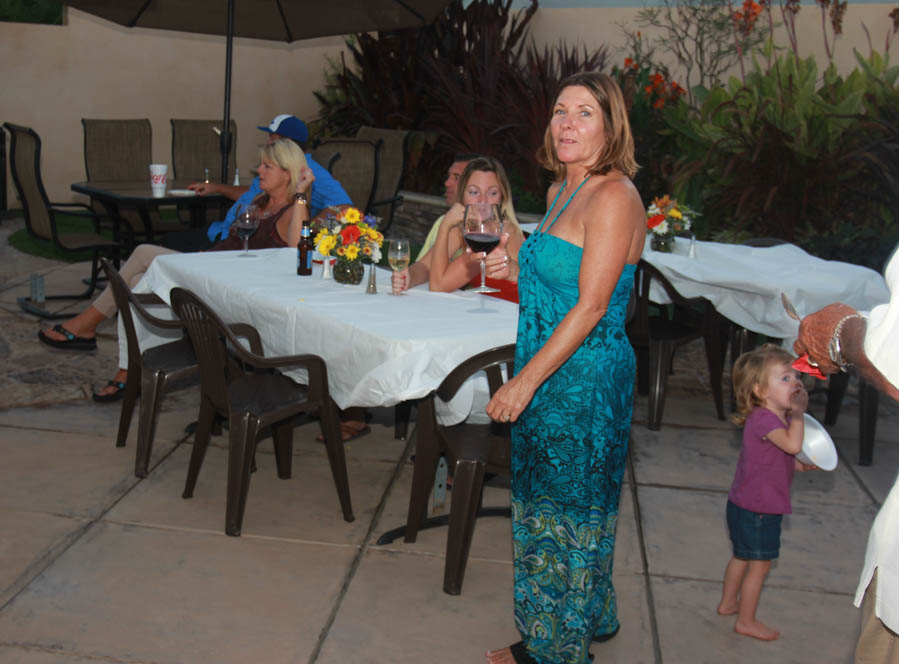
xmin=345 ymin=244 xmax=360 ymax=260
xmin=344 ymin=207 xmax=361 ymax=224
xmin=668 ymin=208 xmax=683 ymax=219
xmin=336 ymin=246 xmax=346 ymax=256
xmin=318 ymin=234 xmax=337 ymax=256
xmin=363 ymin=245 xmax=372 ymax=256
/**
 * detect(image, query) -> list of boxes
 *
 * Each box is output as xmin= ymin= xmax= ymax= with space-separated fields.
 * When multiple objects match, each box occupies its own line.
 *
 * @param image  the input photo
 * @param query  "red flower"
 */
xmin=624 ymin=57 xmax=635 ymax=69
xmin=340 ymin=225 xmax=361 ymax=246
xmin=653 ymin=97 xmax=666 ymax=109
xmin=647 ymin=213 xmax=666 ymax=229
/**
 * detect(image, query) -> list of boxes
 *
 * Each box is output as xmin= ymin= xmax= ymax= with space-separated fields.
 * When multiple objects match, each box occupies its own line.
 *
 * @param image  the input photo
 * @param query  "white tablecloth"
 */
xmin=642 ymin=238 xmax=889 ymax=341
xmin=130 ymin=248 xmax=518 ymax=424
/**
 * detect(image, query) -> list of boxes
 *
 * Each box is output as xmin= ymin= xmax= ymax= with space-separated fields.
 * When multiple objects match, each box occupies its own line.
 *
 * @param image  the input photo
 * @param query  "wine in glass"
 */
xmin=388 ymin=238 xmax=411 ymax=295
xmin=463 ymin=203 xmax=503 ymax=294
xmin=235 ymin=204 xmax=259 ymax=257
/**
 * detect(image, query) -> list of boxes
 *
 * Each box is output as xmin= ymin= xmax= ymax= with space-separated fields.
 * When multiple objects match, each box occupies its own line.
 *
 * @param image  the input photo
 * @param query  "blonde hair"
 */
xmin=537 ymin=71 xmax=638 ymax=181
xmin=259 ymin=138 xmax=307 ymax=195
xmin=456 ymin=156 xmax=521 ymax=233
xmin=731 ymin=344 xmax=796 ymax=426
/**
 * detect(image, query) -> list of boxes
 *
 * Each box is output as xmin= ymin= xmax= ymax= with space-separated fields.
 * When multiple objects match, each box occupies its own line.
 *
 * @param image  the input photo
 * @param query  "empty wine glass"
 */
xmin=235 ymin=204 xmax=259 ymax=257
xmin=463 ymin=203 xmax=503 ymax=294
xmin=388 ymin=238 xmax=411 ymax=295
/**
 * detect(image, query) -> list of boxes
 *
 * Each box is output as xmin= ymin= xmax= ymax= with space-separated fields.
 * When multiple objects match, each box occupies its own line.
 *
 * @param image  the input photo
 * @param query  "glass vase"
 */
xmin=651 ymin=233 xmax=675 ymax=253
xmin=333 ymin=258 xmax=365 ymax=285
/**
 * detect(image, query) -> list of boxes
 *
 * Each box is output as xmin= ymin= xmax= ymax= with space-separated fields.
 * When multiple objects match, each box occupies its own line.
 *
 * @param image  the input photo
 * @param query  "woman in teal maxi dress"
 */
xmin=486 ymin=72 xmax=646 ymax=664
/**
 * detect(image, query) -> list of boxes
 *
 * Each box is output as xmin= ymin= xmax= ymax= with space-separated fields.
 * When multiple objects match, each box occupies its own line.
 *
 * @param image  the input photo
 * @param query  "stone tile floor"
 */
xmin=1 ymin=215 xmax=897 ymax=663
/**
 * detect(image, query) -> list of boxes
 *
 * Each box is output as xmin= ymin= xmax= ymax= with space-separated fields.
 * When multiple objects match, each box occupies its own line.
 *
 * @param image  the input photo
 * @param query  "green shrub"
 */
xmin=663 ymin=47 xmax=898 ymax=268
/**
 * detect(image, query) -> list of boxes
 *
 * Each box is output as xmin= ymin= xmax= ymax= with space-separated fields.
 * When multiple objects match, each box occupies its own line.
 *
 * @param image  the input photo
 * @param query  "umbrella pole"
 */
xmin=220 ymin=0 xmax=235 ymax=184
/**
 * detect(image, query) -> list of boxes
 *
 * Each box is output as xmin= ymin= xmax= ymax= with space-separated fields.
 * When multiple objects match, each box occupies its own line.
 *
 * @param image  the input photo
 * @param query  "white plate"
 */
xmin=797 ymin=413 xmax=838 ymax=471
xmin=167 ymin=189 xmax=196 ymax=196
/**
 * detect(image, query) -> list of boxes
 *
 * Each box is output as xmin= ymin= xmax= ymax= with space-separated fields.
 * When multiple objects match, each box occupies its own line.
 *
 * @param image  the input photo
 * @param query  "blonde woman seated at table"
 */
xmin=37 ymin=139 xmax=313 ymax=401
xmin=391 ymin=156 xmax=525 ymax=299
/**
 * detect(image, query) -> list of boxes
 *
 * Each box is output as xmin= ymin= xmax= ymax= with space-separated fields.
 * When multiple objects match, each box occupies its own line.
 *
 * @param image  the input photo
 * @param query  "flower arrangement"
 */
xmin=646 ymin=195 xmax=697 ymax=252
xmin=314 ymin=206 xmax=383 ymax=284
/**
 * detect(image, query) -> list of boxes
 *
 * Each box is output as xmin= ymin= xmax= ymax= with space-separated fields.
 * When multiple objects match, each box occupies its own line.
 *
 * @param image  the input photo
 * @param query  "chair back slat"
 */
xmin=3 ymin=123 xmax=55 ymax=241
xmin=314 ymin=138 xmax=381 ymax=213
xmin=82 ymin=119 xmax=152 ymax=182
xmin=170 ymin=287 xmax=235 ymax=413
xmin=171 ymin=119 xmax=237 ymax=182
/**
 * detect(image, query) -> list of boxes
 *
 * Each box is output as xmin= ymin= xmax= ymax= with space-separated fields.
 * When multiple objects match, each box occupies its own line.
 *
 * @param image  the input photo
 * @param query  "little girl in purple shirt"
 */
xmin=718 ymin=344 xmax=815 ymax=641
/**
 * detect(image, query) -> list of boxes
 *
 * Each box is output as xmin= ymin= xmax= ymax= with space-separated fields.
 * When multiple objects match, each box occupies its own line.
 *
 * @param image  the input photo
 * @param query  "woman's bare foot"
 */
xmin=95 ymin=369 xmax=128 ymax=398
xmin=734 ymin=618 xmax=780 ymax=641
xmin=716 ymin=600 xmax=739 ymax=616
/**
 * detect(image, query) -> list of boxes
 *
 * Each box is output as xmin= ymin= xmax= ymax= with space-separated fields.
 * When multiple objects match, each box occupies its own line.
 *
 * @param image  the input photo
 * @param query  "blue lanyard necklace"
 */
xmin=536 ymin=175 xmax=593 ymax=235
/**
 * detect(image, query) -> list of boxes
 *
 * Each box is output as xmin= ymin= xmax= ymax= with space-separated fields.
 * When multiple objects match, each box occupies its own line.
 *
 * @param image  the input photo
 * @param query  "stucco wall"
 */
xmin=1 ymin=3 xmax=893 ymax=207
xmin=1 ymin=8 xmax=346 ymax=204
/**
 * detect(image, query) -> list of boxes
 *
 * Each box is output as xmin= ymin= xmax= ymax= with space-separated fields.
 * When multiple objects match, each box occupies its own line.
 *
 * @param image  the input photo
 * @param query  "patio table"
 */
xmin=129 ymin=247 xmax=518 ymax=424
xmin=639 ymin=237 xmax=889 ymax=343
xmin=71 ymin=180 xmax=227 ymax=242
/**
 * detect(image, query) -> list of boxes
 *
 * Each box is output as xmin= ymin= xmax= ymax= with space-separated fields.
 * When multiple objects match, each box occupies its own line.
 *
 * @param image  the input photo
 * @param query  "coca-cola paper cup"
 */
xmin=149 ymin=164 xmax=168 ymax=197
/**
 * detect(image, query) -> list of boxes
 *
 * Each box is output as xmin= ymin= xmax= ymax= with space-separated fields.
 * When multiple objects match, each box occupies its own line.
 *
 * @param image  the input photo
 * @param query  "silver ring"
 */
xmin=503 ymin=414 xmax=510 ymax=422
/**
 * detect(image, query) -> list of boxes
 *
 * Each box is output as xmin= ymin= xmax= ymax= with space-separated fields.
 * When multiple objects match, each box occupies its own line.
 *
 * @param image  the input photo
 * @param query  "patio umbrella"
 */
xmin=65 ymin=0 xmax=452 ymax=180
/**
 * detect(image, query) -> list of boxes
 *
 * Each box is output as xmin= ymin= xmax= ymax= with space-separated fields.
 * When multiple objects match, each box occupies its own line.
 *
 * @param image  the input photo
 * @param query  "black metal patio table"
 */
xmin=71 ymin=180 xmax=227 ymax=243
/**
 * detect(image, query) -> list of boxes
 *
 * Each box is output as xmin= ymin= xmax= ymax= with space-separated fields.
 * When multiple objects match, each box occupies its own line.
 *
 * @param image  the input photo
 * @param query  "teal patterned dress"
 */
xmin=511 ymin=186 xmax=636 ymax=664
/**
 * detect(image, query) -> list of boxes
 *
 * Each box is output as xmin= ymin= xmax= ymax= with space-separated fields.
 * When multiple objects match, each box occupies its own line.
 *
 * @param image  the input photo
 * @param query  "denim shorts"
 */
xmin=726 ymin=500 xmax=782 ymax=561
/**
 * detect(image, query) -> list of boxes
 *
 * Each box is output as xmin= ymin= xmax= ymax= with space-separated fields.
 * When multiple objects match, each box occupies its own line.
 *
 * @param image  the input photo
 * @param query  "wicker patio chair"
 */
xmin=356 ymin=127 xmax=408 ymax=232
xmin=4 ymin=122 xmax=123 ymax=319
xmin=313 ymin=137 xmax=381 ymax=214
xmin=82 ymin=118 xmax=179 ymax=241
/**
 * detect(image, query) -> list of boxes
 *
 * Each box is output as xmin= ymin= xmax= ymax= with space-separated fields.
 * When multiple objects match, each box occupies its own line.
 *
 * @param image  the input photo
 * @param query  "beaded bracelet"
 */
xmin=828 ymin=313 xmax=865 ymax=371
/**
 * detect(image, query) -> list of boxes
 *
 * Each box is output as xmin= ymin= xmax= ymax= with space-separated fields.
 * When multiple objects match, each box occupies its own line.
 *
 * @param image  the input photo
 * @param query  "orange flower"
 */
xmin=653 ymin=97 xmax=666 ymax=109
xmin=624 ymin=57 xmax=634 ymax=69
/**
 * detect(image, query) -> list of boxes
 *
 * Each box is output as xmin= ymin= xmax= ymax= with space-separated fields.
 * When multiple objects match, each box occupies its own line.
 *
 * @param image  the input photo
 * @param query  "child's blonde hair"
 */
xmin=731 ymin=344 xmax=796 ymax=426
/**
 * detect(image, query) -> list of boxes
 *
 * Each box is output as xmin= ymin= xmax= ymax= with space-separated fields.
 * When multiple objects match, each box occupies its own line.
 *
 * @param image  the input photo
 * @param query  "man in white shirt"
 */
xmin=795 ymin=245 xmax=898 ymax=663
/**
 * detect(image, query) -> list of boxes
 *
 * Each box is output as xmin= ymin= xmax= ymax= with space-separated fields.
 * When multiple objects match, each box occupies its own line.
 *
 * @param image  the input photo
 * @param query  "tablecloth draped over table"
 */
xmin=642 ymin=238 xmax=890 ymax=343
xmin=129 ymin=247 xmax=518 ymax=424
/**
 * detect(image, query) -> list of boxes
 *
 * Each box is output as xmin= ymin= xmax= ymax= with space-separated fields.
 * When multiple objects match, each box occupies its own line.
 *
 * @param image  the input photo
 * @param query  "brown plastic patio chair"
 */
xmin=356 ymin=127 xmax=408 ymax=232
xmin=100 ymin=258 xmax=198 ymax=475
xmin=3 ymin=122 xmax=124 ymax=319
xmin=627 ymin=259 xmax=728 ymax=429
xmin=170 ymin=287 xmax=354 ymax=536
xmin=396 ymin=344 xmax=515 ymax=595
xmin=313 ymin=137 xmax=382 ymax=214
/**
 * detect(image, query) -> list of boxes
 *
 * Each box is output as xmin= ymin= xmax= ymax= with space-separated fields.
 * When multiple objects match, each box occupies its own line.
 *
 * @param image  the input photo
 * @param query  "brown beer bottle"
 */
xmin=297 ymin=220 xmax=313 ymax=275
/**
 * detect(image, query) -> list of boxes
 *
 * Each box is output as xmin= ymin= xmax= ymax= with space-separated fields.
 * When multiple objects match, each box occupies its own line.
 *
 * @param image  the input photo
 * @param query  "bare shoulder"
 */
xmin=583 ymin=174 xmax=643 ymax=226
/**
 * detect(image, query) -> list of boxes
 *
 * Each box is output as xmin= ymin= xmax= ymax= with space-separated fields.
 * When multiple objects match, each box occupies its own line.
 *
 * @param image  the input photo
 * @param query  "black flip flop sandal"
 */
xmin=93 ymin=380 xmax=126 ymax=403
xmin=38 ymin=324 xmax=97 ymax=351
xmin=592 ymin=625 xmax=620 ymax=643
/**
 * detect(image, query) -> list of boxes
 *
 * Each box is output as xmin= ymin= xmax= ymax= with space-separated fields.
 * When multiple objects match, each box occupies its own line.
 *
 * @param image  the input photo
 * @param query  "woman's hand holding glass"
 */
xmin=388 ymin=238 xmax=411 ymax=295
xmin=478 ymin=232 xmax=514 ymax=281
xmin=234 ymin=204 xmax=259 ymax=257
xmin=463 ymin=203 xmax=503 ymax=294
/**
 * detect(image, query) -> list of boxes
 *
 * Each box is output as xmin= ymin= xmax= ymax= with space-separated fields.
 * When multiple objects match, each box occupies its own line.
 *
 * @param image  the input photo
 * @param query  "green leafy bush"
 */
xmin=313 ymin=0 xmax=611 ymax=210
xmin=664 ymin=47 xmax=898 ymax=268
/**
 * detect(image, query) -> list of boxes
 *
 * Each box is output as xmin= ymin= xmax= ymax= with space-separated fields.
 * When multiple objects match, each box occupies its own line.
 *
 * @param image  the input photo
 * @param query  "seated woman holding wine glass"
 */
xmin=391 ymin=156 xmax=525 ymax=301
xmin=37 ymin=139 xmax=314 ymax=401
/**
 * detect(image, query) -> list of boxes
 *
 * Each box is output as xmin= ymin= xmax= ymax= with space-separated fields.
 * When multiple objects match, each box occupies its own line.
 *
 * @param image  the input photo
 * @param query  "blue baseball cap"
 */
xmin=257 ymin=114 xmax=309 ymax=143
